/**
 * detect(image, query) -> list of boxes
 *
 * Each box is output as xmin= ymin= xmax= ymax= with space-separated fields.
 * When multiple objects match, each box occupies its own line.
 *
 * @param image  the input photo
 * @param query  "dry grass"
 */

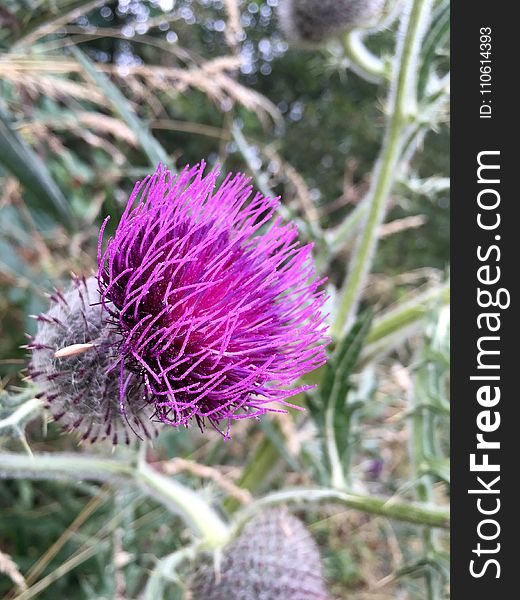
xmin=0 ymin=54 xmax=281 ymax=125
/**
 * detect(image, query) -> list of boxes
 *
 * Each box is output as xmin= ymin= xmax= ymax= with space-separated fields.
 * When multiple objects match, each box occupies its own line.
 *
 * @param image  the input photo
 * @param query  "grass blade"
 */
xmin=0 ymin=106 xmax=75 ymax=226
xmin=71 ymin=46 xmax=171 ymax=169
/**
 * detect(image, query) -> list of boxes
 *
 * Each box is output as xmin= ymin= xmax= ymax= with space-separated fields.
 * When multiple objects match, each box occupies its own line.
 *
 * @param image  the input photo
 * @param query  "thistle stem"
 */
xmin=0 ymin=397 xmax=43 ymax=432
xmin=332 ymin=0 xmax=434 ymax=338
xmin=342 ymin=30 xmax=389 ymax=83
xmin=234 ymin=487 xmax=449 ymax=532
xmin=0 ymin=452 xmax=230 ymax=548
xmin=0 ymin=453 xmax=449 ymax=531
xmin=136 ymin=459 xmax=230 ymax=548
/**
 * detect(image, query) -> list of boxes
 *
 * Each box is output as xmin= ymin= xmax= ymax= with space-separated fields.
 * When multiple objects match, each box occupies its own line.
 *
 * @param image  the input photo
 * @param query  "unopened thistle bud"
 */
xmin=189 ymin=508 xmax=330 ymax=599
xmin=28 ymin=276 xmax=155 ymax=444
xmin=278 ymin=0 xmax=384 ymax=44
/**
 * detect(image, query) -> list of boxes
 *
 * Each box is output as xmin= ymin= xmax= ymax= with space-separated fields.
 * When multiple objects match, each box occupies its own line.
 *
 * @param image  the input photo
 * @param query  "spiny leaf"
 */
xmin=418 ymin=0 xmax=450 ymax=99
xmin=311 ymin=312 xmax=373 ymax=485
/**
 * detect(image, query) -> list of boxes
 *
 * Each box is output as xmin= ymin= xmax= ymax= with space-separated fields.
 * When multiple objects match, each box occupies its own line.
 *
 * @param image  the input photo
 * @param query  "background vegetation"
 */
xmin=0 ymin=0 xmax=450 ymax=598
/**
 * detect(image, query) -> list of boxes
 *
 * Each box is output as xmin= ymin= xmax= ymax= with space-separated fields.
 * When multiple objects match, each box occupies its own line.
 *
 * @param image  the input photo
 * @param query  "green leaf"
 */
xmin=361 ymin=284 xmax=450 ymax=366
xmin=0 ymin=106 xmax=75 ymax=227
xmin=423 ymin=457 xmax=450 ymax=484
xmin=312 ymin=311 xmax=373 ymax=487
xmin=329 ymin=312 xmax=373 ymax=460
xmin=259 ymin=418 xmax=300 ymax=471
xmin=71 ymin=47 xmax=171 ymax=169
xmin=418 ymin=0 xmax=450 ymax=99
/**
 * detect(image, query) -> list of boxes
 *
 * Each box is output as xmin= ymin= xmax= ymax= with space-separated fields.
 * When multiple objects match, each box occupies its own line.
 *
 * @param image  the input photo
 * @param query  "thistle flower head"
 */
xmin=28 ymin=276 xmax=156 ymax=444
xmin=98 ymin=162 xmax=328 ymax=436
xmin=189 ymin=508 xmax=330 ymax=599
xmin=278 ymin=0 xmax=384 ymax=43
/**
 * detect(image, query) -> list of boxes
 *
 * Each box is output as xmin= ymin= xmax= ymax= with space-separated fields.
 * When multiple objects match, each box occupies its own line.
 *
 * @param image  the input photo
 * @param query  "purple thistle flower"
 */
xmin=98 ymin=162 xmax=328 ymax=436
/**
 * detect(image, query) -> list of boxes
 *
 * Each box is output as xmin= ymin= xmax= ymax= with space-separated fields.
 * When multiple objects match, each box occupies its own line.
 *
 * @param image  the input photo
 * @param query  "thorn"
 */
xmin=46 ymin=373 xmax=63 ymax=381
xmin=50 ymin=316 xmax=67 ymax=329
xmin=54 ymin=288 xmax=69 ymax=308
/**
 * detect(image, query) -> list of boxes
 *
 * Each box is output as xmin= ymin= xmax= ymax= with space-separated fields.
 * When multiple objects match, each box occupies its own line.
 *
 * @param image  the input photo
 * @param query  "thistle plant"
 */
xmin=0 ymin=0 xmax=450 ymax=598
xmin=26 ymin=162 xmax=328 ymax=443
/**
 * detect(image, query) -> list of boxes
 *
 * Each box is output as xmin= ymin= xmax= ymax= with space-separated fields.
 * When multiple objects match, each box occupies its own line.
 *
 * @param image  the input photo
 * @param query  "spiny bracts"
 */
xmin=278 ymin=0 xmax=384 ymax=44
xmin=189 ymin=508 xmax=330 ymax=599
xmin=28 ymin=276 xmax=156 ymax=444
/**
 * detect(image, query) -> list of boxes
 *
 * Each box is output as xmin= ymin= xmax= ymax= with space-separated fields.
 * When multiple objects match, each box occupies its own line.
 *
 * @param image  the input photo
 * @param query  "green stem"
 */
xmin=0 ymin=452 xmax=230 ymax=548
xmin=0 ymin=397 xmax=43 ymax=432
xmin=332 ymin=0 xmax=434 ymax=338
xmin=342 ymin=31 xmax=389 ymax=83
xmin=136 ymin=460 xmax=230 ymax=547
xmin=0 ymin=451 xmax=134 ymax=481
xmin=233 ymin=488 xmax=449 ymax=532
xmin=409 ymin=340 xmax=445 ymax=598
xmin=366 ymin=283 xmax=450 ymax=345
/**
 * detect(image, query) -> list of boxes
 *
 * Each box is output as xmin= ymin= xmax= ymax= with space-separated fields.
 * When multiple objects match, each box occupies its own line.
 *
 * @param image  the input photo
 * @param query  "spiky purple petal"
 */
xmin=98 ymin=162 xmax=328 ymax=435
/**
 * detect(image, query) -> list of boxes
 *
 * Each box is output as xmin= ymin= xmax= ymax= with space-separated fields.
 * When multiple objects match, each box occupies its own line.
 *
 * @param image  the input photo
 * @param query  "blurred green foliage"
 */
xmin=0 ymin=1 xmax=449 ymax=598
